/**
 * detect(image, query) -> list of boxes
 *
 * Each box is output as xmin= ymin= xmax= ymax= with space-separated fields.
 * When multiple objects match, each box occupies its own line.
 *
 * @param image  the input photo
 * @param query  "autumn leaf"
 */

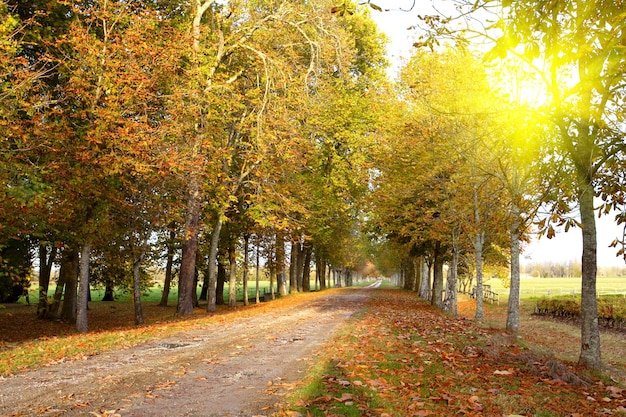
xmin=494 ymin=369 xmax=514 ymax=375
xmin=333 ymin=393 xmax=353 ymax=403
xmin=281 ymin=411 xmax=303 ymax=417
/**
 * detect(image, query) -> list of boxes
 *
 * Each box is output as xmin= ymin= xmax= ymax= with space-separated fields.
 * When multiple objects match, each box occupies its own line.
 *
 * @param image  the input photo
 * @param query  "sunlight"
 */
xmin=487 ymin=57 xmax=551 ymax=110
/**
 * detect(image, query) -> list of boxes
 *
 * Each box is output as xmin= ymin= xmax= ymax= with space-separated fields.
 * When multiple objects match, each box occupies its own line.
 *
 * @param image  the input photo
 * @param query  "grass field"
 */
xmin=19 ymin=279 xmax=335 ymax=306
xmin=483 ymin=276 xmax=626 ymax=299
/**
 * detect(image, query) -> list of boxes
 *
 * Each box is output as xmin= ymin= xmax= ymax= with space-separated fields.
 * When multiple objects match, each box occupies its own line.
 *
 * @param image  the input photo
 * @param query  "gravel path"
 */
xmin=0 ymin=287 xmax=376 ymax=417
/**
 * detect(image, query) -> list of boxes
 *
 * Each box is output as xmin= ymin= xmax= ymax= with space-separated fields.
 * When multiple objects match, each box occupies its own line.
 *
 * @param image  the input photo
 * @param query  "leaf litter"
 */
xmin=276 ymin=289 xmax=626 ymax=416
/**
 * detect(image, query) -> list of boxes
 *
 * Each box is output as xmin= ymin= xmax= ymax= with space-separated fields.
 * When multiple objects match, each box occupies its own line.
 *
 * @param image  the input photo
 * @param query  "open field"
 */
xmin=483 ymin=276 xmax=626 ymax=300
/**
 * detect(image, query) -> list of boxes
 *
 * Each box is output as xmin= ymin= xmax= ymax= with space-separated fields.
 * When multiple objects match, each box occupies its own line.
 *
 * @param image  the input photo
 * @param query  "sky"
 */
xmin=369 ymin=1 xmax=432 ymax=76
xmin=369 ymin=3 xmax=626 ymax=268
xmin=522 ymin=212 xmax=625 ymax=267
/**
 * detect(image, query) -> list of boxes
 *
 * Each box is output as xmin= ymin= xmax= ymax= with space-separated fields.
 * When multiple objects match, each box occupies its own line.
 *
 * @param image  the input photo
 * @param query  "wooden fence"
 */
xmin=467 ymin=285 xmax=500 ymax=305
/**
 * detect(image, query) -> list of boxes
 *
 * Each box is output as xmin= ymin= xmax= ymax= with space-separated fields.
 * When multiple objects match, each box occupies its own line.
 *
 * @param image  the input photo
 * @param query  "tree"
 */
xmin=1 ymin=1 xmax=68 ymax=312
xmin=488 ymin=98 xmax=558 ymax=333
xmin=376 ymin=46 xmax=510 ymax=318
xmin=475 ymin=0 xmax=626 ymax=369
xmin=24 ymin=1 xmax=180 ymax=330
xmin=166 ymin=0 xmax=369 ymax=314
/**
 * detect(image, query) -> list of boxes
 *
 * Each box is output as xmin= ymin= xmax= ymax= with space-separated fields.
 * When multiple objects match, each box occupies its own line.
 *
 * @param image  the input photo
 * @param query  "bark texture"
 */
xmin=578 ymin=182 xmax=601 ymax=369
xmin=431 ymin=241 xmax=444 ymax=309
xmin=506 ymin=212 xmax=521 ymax=333
xmin=207 ymin=214 xmax=223 ymax=312
xmin=474 ymin=231 xmax=485 ymax=322
xmin=275 ymin=232 xmax=288 ymax=296
xmin=76 ymin=243 xmax=91 ymax=333
xmin=58 ymin=247 xmax=79 ymax=322
xmin=177 ymin=191 xmax=201 ymax=315
xmin=37 ymin=244 xmax=57 ymax=319
xmin=228 ymin=245 xmax=237 ymax=307
xmin=159 ymin=229 xmax=176 ymax=307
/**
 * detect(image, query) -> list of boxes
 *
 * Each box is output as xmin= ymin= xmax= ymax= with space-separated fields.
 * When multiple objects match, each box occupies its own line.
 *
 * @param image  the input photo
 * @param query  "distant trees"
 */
xmin=522 ymin=262 xmax=582 ymax=279
xmin=520 ymin=262 xmax=626 ymax=279
xmin=368 ymin=46 xmax=519 ymax=320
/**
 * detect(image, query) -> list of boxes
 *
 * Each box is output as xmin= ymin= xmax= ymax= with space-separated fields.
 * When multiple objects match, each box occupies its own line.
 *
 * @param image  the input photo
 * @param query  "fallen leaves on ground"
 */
xmin=276 ymin=289 xmax=626 ymax=416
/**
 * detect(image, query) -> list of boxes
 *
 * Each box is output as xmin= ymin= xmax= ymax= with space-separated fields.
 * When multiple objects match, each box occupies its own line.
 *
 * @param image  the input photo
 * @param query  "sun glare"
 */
xmin=488 ymin=59 xmax=552 ymax=110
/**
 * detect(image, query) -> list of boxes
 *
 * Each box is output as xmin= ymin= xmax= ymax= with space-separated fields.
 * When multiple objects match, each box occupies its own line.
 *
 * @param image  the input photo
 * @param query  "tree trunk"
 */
xmin=207 ymin=213 xmax=223 ymax=312
xmin=296 ymin=240 xmax=305 ymax=292
xmin=48 ymin=273 xmax=65 ymax=319
xmin=275 ymin=231 xmax=288 ymax=296
xmin=177 ymin=190 xmax=201 ymax=315
xmin=314 ymin=259 xmax=320 ymax=291
xmin=327 ymin=266 xmax=332 ymax=288
xmin=405 ymin=261 xmax=410 ymax=289
xmin=301 ymin=240 xmax=312 ymax=292
xmin=199 ymin=264 xmax=209 ymax=301
xmin=243 ymin=234 xmax=249 ymax=306
xmin=443 ymin=231 xmax=460 ymax=316
xmin=192 ymin=271 xmax=199 ymax=307
xmin=269 ymin=262 xmax=275 ymax=299
xmin=37 ymin=244 xmax=57 ymax=319
xmin=76 ymin=242 xmax=91 ymax=333
xmin=345 ymin=269 xmax=353 ymax=287
xmin=216 ymin=261 xmax=226 ymax=305
xmin=289 ymin=239 xmax=299 ymax=293
xmin=318 ymin=258 xmax=326 ymax=291
xmin=59 ymin=248 xmax=79 ymax=322
xmin=159 ymin=228 xmax=176 ymax=307
xmin=474 ymin=231 xmax=485 ymax=322
xmin=228 ymin=245 xmax=237 ymax=307
xmin=506 ymin=211 xmax=521 ymax=333
xmin=133 ymin=249 xmax=145 ymax=326
xmin=255 ymin=235 xmax=261 ymax=304
xmin=578 ymin=181 xmax=601 ymax=368
xmin=431 ymin=242 xmax=444 ymax=309
xmin=335 ymin=268 xmax=342 ymax=287
xmin=410 ymin=256 xmax=421 ymax=292
xmin=102 ymin=284 xmax=114 ymax=301
xmin=418 ymin=257 xmax=430 ymax=299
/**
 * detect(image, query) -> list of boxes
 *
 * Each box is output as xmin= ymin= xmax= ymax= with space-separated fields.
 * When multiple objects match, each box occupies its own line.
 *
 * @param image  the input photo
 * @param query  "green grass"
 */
xmin=23 ymin=278 xmax=349 ymax=305
xmin=17 ymin=278 xmax=386 ymax=310
xmin=483 ymin=276 xmax=626 ymax=300
xmin=98 ymin=280 xmax=277 ymax=304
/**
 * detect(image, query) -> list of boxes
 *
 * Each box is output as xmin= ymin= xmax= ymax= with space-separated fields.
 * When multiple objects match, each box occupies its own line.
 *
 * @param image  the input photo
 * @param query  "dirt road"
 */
xmin=0 ymin=286 xmax=378 ymax=417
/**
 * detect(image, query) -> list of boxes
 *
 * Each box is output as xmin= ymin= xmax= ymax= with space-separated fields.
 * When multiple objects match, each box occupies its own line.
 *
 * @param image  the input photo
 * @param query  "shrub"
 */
xmin=535 ymin=295 xmax=626 ymax=330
